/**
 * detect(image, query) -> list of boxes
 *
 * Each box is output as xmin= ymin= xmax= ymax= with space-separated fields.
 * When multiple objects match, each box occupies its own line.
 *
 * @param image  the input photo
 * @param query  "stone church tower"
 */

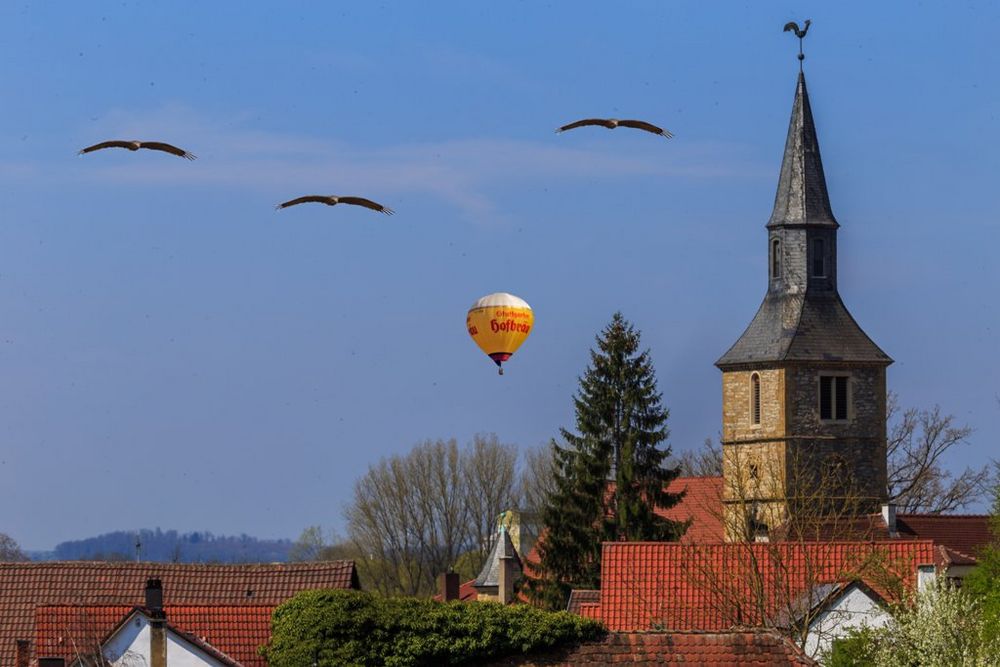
xmin=716 ymin=71 xmax=892 ymax=541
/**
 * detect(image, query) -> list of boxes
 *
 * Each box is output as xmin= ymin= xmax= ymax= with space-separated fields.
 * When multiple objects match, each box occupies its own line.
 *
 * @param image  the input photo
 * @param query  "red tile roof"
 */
xmin=596 ymin=541 xmax=936 ymax=632
xmin=659 ymin=476 xmax=725 ymax=543
xmin=484 ymin=631 xmax=816 ymax=665
xmin=895 ymin=514 xmax=992 ymax=560
xmin=0 ymin=560 xmax=357 ymax=666
xmin=432 ymin=578 xmax=479 ymax=602
xmin=565 ymin=589 xmax=599 ymax=614
xmin=36 ymin=605 xmax=273 ymax=666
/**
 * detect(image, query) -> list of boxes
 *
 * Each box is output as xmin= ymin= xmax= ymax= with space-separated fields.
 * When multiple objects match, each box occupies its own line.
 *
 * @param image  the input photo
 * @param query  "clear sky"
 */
xmin=1 ymin=2 xmax=998 ymax=550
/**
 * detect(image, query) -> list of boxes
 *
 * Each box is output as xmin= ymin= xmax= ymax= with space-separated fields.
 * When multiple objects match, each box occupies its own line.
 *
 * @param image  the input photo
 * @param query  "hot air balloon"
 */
xmin=466 ymin=293 xmax=533 ymax=375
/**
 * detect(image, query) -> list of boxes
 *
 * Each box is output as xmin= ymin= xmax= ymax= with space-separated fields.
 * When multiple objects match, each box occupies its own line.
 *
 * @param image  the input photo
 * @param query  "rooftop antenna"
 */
xmin=783 ymin=19 xmax=812 ymax=71
xmin=135 ymin=533 xmax=142 ymax=562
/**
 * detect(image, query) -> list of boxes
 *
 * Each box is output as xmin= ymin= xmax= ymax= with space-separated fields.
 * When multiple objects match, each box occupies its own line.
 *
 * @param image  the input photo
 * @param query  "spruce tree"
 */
xmin=529 ymin=313 xmax=686 ymax=609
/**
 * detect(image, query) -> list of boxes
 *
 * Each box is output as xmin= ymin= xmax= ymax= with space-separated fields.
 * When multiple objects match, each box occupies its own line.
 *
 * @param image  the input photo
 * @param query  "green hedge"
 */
xmin=261 ymin=589 xmax=606 ymax=666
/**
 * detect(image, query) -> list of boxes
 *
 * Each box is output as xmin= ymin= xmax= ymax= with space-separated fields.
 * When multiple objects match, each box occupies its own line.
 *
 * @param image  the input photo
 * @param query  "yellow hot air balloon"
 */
xmin=466 ymin=292 xmax=534 ymax=375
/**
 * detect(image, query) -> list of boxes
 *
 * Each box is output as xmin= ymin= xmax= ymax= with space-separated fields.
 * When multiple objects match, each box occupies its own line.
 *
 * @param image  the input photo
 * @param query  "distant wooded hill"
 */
xmin=44 ymin=528 xmax=294 ymax=563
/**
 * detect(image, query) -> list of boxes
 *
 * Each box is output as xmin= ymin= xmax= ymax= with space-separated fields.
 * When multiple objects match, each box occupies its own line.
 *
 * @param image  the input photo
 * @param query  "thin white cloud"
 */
xmin=21 ymin=106 xmax=769 ymax=221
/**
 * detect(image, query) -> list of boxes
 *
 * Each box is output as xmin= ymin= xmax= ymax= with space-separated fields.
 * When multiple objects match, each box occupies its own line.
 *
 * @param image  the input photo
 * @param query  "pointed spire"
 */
xmin=767 ymin=72 xmax=838 ymax=228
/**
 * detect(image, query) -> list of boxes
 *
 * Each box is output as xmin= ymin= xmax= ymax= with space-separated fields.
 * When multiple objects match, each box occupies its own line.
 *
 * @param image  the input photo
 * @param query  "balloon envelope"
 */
xmin=466 ymin=292 xmax=533 ymax=374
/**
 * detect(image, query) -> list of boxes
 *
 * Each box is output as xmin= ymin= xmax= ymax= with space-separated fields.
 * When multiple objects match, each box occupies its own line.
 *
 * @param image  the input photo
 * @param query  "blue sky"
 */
xmin=1 ymin=2 xmax=998 ymax=550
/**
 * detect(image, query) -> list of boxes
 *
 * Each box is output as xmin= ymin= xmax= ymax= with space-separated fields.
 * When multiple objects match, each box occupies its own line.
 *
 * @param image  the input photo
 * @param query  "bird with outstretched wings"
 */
xmin=276 ymin=195 xmax=394 ymax=215
xmin=78 ymin=140 xmax=196 ymax=160
xmin=556 ymin=118 xmax=673 ymax=139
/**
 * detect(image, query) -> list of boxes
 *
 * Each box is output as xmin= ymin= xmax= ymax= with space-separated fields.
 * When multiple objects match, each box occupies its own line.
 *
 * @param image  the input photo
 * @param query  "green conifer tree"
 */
xmin=528 ymin=313 xmax=686 ymax=609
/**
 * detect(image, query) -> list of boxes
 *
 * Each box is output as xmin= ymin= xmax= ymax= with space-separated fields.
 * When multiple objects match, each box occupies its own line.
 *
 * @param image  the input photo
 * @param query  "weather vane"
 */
xmin=783 ymin=19 xmax=812 ymax=71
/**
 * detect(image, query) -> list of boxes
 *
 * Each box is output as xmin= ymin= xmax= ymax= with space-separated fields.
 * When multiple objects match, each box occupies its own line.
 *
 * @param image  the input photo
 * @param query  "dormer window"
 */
xmin=750 ymin=373 xmax=761 ymax=425
xmin=812 ymin=238 xmax=826 ymax=277
xmin=771 ymin=239 xmax=781 ymax=279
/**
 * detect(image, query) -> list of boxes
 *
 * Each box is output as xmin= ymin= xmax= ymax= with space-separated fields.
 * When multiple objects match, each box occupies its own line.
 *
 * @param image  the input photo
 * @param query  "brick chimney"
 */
xmin=145 ymin=579 xmax=167 ymax=667
xmin=15 ymin=640 xmax=30 ymax=667
xmin=439 ymin=572 xmax=460 ymax=601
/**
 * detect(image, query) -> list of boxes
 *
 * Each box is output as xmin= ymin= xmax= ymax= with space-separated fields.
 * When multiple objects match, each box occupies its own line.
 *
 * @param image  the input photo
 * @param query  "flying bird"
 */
xmin=783 ymin=19 xmax=811 ymax=39
xmin=78 ymin=140 xmax=196 ymax=160
xmin=276 ymin=195 xmax=394 ymax=215
xmin=556 ymin=118 xmax=673 ymax=139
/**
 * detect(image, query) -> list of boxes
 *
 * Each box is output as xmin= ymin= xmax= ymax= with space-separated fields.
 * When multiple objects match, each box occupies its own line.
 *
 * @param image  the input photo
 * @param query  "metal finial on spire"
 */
xmin=782 ymin=19 xmax=812 ymax=70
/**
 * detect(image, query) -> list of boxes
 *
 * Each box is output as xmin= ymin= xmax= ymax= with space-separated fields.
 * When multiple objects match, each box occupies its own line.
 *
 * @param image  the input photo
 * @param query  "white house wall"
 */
xmin=804 ymin=586 xmax=890 ymax=661
xmin=101 ymin=614 xmax=230 ymax=667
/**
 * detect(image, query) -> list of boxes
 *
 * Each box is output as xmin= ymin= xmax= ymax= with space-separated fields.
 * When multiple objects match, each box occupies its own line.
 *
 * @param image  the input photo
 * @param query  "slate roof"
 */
xmin=594 ymin=541 xmax=935 ymax=632
xmin=484 ymin=631 xmax=817 ymax=665
xmin=717 ymin=70 xmax=891 ymax=368
xmin=36 ymin=604 xmax=270 ymax=666
xmin=716 ymin=293 xmax=892 ymax=367
xmin=474 ymin=527 xmax=522 ymax=589
xmin=768 ymin=73 xmax=838 ymax=229
xmin=0 ymin=560 xmax=358 ymax=666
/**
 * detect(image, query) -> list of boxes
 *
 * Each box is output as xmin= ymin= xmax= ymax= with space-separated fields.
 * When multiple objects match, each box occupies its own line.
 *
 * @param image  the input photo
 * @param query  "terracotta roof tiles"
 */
xmin=0 ymin=560 xmax=357 ymax=666
xmin=485 ymin=631 xmax=816 ymax=665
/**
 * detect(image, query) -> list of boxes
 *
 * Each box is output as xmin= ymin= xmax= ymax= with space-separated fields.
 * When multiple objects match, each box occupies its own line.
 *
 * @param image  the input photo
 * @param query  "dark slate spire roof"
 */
xmin=473 ymin=527 xmax=521 ymax=589
xmin=716 ymin=71 xmax=891 ymax=369
xmin=767 ymin=72 xmax=838 ymax=229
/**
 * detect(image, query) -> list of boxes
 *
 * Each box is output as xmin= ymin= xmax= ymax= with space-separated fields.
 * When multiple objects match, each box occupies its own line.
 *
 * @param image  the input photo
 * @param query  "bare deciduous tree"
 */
xmin=344 ymin=435 xmax=520 ymax=597
xmin=675 ymin=438 xmax=724 ymax=478
xmin=886 ymin=391 xmax=988 ymax=513
xmin=0 ymin=533 xmax=28 ymax=562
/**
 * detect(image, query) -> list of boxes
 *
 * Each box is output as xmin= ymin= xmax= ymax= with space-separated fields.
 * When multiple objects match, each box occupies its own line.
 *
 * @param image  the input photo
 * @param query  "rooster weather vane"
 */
xmin=783 ymin=19 xmax=811 ymax=70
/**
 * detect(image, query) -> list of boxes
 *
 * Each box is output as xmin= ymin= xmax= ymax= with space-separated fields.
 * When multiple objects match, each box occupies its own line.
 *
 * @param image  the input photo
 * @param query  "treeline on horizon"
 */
xmin=38 ymin=528 xmax=294 ymax=563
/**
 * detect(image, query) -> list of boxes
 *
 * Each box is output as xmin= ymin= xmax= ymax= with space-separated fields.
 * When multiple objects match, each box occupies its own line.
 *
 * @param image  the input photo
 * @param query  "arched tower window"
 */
xmin=750 ymin=373 xmax=761 ymax=425
xmin=812 ymin=238 xmax=826 ymax=277
xmin=771 ymin=239 xmax=781 ymax=279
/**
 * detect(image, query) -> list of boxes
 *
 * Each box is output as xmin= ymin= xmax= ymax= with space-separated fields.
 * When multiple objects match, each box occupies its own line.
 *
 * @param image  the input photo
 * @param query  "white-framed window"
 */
xmin=750 ymin=373 xmax=762 ymax=425
xmin=819 ymin=374 xmax=850 ymax=421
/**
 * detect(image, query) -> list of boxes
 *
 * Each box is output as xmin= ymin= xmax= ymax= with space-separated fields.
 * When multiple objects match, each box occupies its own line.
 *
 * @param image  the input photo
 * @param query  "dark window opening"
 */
xmin=771 ymin=239 xmax=781 ymax=279
xmin=819 ymin=375 xmax=849 ymax=421
xmin=751 ymin=373 xmax=761 ymax=425
xmin=749 ymin=463 xmax=760 ymax=481
xmin=812 ymin=238 xmax=826 ymax=277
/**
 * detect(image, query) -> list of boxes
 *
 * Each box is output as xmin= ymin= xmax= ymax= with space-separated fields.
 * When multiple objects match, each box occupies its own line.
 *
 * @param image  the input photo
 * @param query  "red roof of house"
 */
xmin=596 ymin=541 xmax=936 ymax=632
xmin=36 ymin=604 xmax=273 ymax=666
xmin=0 ymin=560 xmax=357 ymax=666
xmin=432 ymin=578 xmax=480 ymax=602
xmin=565 ymin=589 xmax=599 ymax=614
xmin=659 ymin=476 xmax=725 ymax=543
xmin=895 ymin=514 xmax=992 ymax=560
xmin=484 ymin=630 xmax=816 ymax=665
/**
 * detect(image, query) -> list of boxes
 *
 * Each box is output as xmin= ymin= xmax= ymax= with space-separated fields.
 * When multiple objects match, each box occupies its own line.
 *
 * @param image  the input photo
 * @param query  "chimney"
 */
xmin=145 ymin=579 xmax=167 ymax=667
xmin=439 ymin=572 xmax=460 ymax=601
xmin=145 ymin=578 xmax=164 ymax=617
xmin=15 ymin=640 xmax=30 ymax=667
xmin=882 ymin=503 xmax=897 ymax=537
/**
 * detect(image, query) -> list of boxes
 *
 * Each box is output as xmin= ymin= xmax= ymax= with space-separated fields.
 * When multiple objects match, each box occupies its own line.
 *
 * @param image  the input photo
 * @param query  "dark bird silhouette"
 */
xmin=78 ymin=140 xmax=196 ymax=160
xmin=556 ymin=118 xmax=673 ymax=139
xmin=783 ymin=19 xmax=811 ymax=39
xmin=276 ymin=195 xmax=394 ymax=215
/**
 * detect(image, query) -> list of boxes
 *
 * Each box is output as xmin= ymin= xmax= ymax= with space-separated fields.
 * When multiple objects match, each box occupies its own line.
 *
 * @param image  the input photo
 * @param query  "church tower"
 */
xmin=716 ymin=71 xmax=892 ymax=541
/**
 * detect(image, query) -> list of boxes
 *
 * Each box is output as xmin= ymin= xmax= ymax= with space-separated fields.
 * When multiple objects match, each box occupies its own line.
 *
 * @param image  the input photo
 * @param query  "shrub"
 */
xmin=261 ymin=589 xmax=605 ymax=666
